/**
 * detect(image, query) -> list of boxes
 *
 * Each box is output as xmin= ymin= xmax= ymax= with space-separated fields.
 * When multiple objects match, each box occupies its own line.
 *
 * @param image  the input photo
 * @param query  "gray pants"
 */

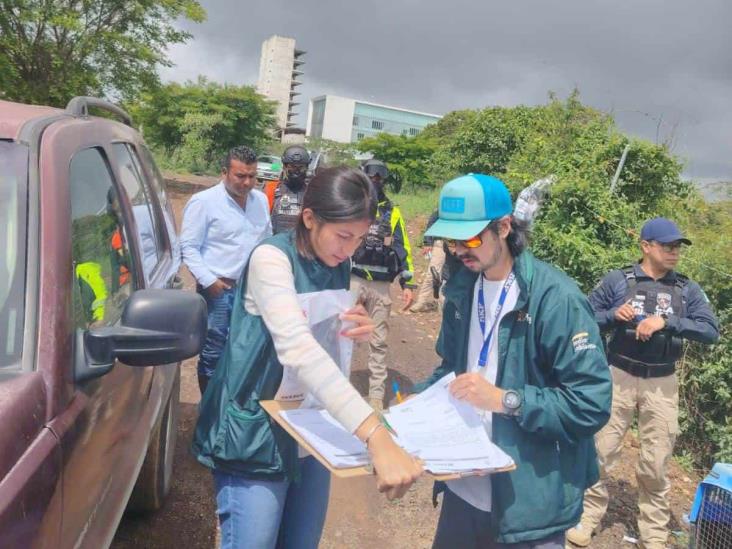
xmin=351 ymin=277 xmax=392 ymax=402
xmin=433 ymin=487 xmax=566 ymax=549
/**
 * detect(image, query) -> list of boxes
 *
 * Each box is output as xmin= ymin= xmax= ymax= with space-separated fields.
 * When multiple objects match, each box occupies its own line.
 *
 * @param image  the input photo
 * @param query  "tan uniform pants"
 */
xmin=411 ymin=240 xmax=446 ymax=311
xmin=351 ymin=277 xmax=392 ymax=401
xmin=580 ymin=366 xmax=679 ymax=549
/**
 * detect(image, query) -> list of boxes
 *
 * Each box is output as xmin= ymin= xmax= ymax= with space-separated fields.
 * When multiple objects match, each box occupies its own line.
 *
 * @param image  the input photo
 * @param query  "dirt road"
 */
xmin=112 ymin=180 xmax=697 ymax=549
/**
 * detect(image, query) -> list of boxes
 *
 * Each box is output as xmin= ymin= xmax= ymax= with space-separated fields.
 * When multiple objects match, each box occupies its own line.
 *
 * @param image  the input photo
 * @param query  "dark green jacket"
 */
xmin=192 ymin=231 xmax=351 ymax=480
xmin=415 ymin=251 xmax=611 ymax=543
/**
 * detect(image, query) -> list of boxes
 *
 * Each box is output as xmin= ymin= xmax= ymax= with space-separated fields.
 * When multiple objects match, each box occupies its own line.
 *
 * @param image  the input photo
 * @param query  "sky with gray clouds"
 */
xmin=160 ymin=0 xmax=732 ymax=182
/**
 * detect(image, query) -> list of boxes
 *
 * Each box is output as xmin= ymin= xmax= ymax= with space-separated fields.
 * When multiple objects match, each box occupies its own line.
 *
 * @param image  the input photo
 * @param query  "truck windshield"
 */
xmin=0 ymin=142 xmax=28 ymax=369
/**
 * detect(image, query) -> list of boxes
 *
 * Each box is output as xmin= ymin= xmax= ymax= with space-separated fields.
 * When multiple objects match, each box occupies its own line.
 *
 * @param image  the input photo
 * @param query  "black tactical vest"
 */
xmin=271 ymin=183 xmax=306 ymax=235
xmin=351 ymin=201 xmax=401 ymax=282
xmin=608 ymin=265 xmax=687 ymax=368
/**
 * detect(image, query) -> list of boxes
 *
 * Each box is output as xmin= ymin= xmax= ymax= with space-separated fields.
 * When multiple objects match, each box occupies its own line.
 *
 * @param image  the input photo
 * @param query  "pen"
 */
xmin=379 ymin=413 xmax=398 ymax=437
xmin=392 ymin=381 xmax=404 ymax=404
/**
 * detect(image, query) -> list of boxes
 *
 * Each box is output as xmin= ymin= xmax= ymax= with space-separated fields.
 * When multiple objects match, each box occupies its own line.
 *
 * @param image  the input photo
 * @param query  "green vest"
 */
xmin=192 ymin=231 xmax=351 ymax=480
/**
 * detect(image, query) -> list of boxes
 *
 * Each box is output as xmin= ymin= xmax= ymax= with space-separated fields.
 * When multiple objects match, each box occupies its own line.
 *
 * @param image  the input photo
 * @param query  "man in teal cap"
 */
xmin=413 ymin=174 xmax=612 ymax=548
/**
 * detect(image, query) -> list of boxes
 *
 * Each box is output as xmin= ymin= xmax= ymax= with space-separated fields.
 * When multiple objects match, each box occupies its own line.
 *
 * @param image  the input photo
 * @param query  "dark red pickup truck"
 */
xmin=0 ymin=97 xmax=206 ymax=548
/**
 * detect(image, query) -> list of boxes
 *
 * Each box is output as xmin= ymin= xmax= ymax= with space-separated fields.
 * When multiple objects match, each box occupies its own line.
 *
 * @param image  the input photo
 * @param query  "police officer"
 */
xmin=264 ymin=145 xmax=311 ymax=234
xmin=568 ymin=217 xmax=719 ymax=549
xmin=351 ymin=159 xmax=416 ymax=411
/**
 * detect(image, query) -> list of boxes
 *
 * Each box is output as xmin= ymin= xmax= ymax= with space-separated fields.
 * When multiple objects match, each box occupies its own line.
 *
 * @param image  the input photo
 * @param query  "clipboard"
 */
xmin=260 ymin=400 xmax=516 ymax=481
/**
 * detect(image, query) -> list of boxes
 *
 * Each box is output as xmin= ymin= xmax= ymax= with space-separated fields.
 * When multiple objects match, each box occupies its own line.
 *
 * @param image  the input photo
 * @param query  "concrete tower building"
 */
xmin=256 ymin=35 xmax=305 ymax=139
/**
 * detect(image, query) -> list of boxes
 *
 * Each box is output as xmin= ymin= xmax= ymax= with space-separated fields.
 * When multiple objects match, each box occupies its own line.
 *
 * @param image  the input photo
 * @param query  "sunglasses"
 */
xmin=651 ymin=241 xmax=684 ymax=253
xmin=445 ymin=234 xmax=483 ymax=251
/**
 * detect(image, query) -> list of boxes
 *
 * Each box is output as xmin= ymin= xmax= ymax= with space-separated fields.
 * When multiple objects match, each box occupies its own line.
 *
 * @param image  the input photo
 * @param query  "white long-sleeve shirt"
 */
xmin=244 ymin=244 xmax=373 ymax=434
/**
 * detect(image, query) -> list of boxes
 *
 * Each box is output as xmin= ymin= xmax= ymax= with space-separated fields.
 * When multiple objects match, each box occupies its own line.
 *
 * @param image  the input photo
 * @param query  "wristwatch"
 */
xmin=501 ymin=389 xmax=523 ymax=416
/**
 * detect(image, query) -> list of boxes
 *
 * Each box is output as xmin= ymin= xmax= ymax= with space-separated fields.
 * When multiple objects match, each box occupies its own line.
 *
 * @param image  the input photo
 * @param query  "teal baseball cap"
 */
xmin=425 ymin=174 xmax=513 ymax=240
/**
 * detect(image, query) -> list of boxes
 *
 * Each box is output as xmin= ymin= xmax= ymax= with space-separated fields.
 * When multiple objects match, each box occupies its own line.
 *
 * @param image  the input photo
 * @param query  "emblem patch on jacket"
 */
xmin=655 ymin=292 xmax=674 ymax=316
xmin=572 ymin=332 xmax=597 ymax=352
xmin=516 ymin=311 xmax=532 ymax=324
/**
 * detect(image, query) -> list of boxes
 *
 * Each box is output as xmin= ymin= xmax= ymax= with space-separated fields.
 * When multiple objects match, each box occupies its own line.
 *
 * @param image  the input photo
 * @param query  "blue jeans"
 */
xmin=433 ymin=487 xmax=566 ymax=548
xmin=197 ymin=286 xmax=236 ymax=392
xmin=214 ymin=456 xmax=331 ymax=549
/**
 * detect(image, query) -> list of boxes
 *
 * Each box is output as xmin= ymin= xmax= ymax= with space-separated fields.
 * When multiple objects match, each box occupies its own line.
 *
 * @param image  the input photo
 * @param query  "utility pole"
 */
xmin=610 ymin=144 xmax=631 ymax=193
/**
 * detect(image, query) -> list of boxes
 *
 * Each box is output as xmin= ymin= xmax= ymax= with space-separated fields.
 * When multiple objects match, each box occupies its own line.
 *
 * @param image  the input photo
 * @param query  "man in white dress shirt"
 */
xmin=180 ymin=146 xmax=272 ymax=393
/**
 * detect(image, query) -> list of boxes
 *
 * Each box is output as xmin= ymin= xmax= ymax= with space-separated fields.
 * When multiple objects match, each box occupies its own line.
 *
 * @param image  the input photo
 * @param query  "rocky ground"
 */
xmin=111 ymin=175 xmax=699 ymax=548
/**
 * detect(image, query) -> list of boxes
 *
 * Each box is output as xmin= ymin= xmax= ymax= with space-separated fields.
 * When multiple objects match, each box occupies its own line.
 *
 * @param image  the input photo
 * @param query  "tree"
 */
xmin=420 ymin=109 xmax=478 ymax=141
xmin=441 ymin=105 xmax=537 ymax=176
xmin=0 ymin=0 xmax=206 ymax=106
xmin=304 ymin=137 xmax=360 ymax=168
xmin=357 ymin=133 xmax=438 ymax=193
xmin=131 ymin=78 xmax=277 ymax=173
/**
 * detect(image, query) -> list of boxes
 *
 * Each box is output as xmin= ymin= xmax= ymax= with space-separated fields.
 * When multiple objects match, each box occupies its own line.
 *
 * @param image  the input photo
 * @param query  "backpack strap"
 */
xmin=673 ymin=272 xmax=689 ymax=316
xmin=621 ymin=265 xmax=637 ymax=294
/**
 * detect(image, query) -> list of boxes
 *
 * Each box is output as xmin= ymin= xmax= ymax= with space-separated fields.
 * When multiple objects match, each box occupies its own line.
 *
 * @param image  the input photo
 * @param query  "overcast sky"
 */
xmin=160 ymin=0 xmax=732 ymax=182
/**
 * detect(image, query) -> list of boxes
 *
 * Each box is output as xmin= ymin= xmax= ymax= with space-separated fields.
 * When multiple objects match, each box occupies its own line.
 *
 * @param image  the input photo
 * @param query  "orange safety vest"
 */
xmin=264 ymin=180 xmax=280 ymax=212
xmin=110 ymin=228 xmax=130 ymax=286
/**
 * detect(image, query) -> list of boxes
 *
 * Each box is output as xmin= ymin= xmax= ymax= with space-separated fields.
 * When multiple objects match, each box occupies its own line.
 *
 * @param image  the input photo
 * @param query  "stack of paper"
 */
xmin=383 ymin=373 xmax=514 ymax=474
xmin=277 ymin=372 xmax=514 ymax=476
xmin=279 ymin=408 xmax=370 ymax=468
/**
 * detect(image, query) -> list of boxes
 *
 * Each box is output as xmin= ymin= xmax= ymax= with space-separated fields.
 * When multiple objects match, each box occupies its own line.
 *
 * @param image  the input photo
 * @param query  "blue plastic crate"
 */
xmin=689 ymin=463 xmax=732 ymax=549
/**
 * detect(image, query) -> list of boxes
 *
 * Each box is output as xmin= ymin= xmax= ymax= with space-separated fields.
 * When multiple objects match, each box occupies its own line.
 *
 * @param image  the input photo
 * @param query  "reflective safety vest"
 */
xmin=271 ymin=182 xmax=306 ymax=235
xmin=110 ymin=228 xmax=130 ymax=287
xmin=75 ymin=261 xmax=108 ymax=322
xmin=608 ymin=265 xmax=687 ymax=368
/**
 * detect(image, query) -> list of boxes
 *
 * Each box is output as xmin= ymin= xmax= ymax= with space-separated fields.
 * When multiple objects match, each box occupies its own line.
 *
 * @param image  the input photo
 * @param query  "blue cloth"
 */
xmin=180 ymin=182 xmax=271 ymax=289
xmin=197 ymin=286 xmax=236 ymax=381
xmin=588 ymin=263 xmax=719 ymax=343
xmin=433 ymin=488 xmax=566 ymax=548
xmin=213 ymin=456 xmax=331 ymax=549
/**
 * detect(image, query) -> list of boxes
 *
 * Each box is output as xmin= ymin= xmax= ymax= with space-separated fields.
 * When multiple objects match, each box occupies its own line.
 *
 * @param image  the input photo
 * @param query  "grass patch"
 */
xmin=390 ymin=187 xmax=441 ymax=220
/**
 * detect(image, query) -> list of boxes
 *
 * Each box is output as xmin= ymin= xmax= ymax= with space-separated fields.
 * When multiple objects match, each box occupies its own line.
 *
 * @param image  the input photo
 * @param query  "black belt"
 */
xmin=196 ymin=277 xmax=237 ymax=293
xmin=610 ymin=353 xmax=675 ymax=379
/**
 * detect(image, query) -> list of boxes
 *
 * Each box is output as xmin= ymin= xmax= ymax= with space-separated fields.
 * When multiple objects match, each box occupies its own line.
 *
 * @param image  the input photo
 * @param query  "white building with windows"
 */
xmin=306 ymin=95 xmax=441 ymax=143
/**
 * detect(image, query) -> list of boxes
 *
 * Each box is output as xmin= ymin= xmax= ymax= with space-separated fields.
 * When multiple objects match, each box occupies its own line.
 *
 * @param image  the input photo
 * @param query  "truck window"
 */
xmin=111 ymin=143 xmax=162 ymax=284
xmin=69 ymin=147 xmax=134 ymax=328
xmin=0 ymin=142 xmax=28 ymax=369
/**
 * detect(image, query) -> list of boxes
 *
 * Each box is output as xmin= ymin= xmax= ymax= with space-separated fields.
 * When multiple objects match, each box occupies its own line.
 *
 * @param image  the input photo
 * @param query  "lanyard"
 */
xmin=477 ymin=271 xmax=515 ymax=368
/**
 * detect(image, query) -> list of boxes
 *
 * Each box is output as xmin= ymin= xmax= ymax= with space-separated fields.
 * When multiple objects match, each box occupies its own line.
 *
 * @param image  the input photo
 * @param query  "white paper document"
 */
xmin=276 ymin=372 xmax=514 ymax=475
xmin=384 ymin=373 xmax=514 ymax=474
xmin=279 ymin=408 xmax=369 ymax=468
xmin=274 ymin=289 xmax=354 ymax=403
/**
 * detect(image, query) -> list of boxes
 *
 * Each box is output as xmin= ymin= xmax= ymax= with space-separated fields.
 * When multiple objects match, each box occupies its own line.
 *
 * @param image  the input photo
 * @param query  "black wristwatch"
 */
xmin=501 ymin=389 xmax=523 ymax=416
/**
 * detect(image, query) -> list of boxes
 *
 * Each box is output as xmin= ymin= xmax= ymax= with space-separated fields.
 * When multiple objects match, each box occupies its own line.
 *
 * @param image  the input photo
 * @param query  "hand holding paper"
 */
xmin=384 ymin=373 xmax=514 ymax=475
xmin=449 ymin=372 xmax=505 ymax=412
xmin=271 ymin=372 xmax=515 ymax=478
xmin=363 ymin=421 xmax=423 ymax=501
xmin=338 ymin=304 xmax=374 ymax=342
